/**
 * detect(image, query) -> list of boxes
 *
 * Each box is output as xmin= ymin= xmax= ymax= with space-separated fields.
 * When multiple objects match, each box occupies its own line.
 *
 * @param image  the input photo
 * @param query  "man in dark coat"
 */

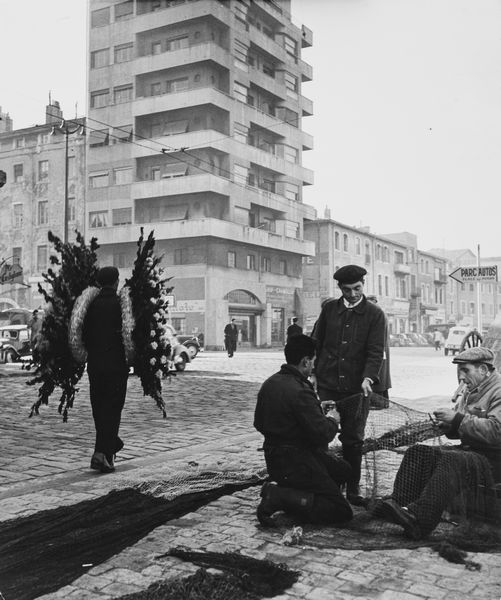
xmin=286 ymin=317 xmax=303 ymax=343
xmin=223 ymin=318 xmax=238 ymax=357
xmin=254 ymin=334 xmax=353 ymax=526
xmin=83 ymin=266 xmax=128 ymax=473
xmin=312 ymin=265 xmax=386 ymax=506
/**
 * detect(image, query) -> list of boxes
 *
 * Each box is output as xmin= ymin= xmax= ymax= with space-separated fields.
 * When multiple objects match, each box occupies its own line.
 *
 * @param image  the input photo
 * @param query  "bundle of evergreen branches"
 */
xmin=125 ymin=228 xmax=173 ymax=417
xmin=28 ymin=231 xmax=99 ymax=421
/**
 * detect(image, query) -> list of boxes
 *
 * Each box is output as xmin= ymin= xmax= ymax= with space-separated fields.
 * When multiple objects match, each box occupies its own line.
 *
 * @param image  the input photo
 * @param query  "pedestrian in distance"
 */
xmin=311 ymin=265 xmax=386 ymax=507
xmin=366 ymin=295 xmax=391 ymax=407
xmin=254 ymin=334 xmax=353 ymax=527
xmin=380 ymin=347 xmax=501 ymax=539
xmin=433 ymin=329 xmax=444 ymax=351
xmin=224 ymin=318 xmax=238 ymax=357
xmin=82 ymin=266 xmax=129 ymax=474
xmin=286 ymin=317 xmax=303 ymax=343
xmin=28 ymin=309 xmax=43 ymax=362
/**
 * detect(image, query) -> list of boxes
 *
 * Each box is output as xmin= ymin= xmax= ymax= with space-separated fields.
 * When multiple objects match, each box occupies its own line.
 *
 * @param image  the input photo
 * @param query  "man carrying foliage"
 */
xmin=381 ymin=347 xmax=501 ymax=539
xmin=83 ymin=266 xmax=128 ymax=473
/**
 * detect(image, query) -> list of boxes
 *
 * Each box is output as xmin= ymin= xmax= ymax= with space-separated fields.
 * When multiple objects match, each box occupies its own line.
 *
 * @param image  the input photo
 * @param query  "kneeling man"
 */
xmin=382 ymin=347 xmax=501 ymax=539
xmin=254 ymin=334 xmax=353 ymax=526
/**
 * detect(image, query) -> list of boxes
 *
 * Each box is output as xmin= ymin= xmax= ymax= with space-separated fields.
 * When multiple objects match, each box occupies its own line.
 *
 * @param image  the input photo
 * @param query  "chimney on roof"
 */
xmin=46 ymin=99 xmax=63 ymax=125
xmin=324 ymin=206 xmax=331 ymax=219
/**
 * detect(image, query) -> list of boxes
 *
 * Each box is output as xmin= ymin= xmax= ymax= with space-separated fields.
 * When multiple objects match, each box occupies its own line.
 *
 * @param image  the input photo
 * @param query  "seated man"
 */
xmin=254 ymin=334 xmax=353 ymax=526
xmin=382 ymin=347 xmax=501 ymax=539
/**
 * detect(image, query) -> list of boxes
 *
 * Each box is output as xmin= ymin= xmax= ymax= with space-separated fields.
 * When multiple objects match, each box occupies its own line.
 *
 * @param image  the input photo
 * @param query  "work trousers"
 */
xmin=224 ymin=337 xmax=237 ymax=357
xmin=392 ymin=444 xmax=494 ymax=535
xmin=317 ymin=389 xmax=370 ymax=491
xmin=88 ymin=368 xmax=128 ymax=459
xmin=264 ymin=445 xmax=353 ymax=523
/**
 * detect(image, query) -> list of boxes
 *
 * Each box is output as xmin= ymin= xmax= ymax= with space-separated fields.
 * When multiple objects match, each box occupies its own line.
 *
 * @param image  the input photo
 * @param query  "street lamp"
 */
xmin=51 ymin=120 xmax=83 ymax=243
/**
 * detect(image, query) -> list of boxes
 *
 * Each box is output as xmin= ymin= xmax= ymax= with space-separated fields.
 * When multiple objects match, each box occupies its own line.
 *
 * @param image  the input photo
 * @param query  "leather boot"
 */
xmin=257 ymin=482 xmax=314 ymax=527
xmin=343 ymin=446 xmax=368 ymax=507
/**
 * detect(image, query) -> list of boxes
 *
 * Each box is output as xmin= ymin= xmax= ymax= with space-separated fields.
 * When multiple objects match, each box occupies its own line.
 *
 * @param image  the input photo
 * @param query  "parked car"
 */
xmin=0 ymin=308 xmax=32 ymax=326
xmin=0 ymin=324 xmax=31 ymax=363
xmin=389 ymin=333 xmax=410 ymax=347
xmin=444 ymin=327 xmax=472 ymax=356
xmin=162 ymin=324 xmax=192 ymax=371
xmin=406 ymin=333 xmax=429 ymax=346
xmin=176 ymin=334 xmax=201 ymax=359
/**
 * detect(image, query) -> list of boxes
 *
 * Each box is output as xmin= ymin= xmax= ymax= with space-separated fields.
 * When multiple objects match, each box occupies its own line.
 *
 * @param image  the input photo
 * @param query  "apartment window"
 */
xmin=68 ymin=197 xmax=76 ymax=222
xmin=115 ymin=0 xmax=133 ymax=20
xmin=395 ymin=250 xmax=404 ymax=264
xmin=15 ymin=137 xmax=25 ymax=149
xmin=285 ymin=183 xmax=299 ymax=202
xmin=91 ymin=7 xmax=110 ymax=27
xmin=283 ymin=145 xmax=298 ymax=163
xmin=166 ymin=77 xmax=189 ymax=93
xmin=461 ymin=301 xmax=466 ymax=315
xmin=13 ymin=164 xmax=23 ymax=183
xmin=91 ymin=48 xmax=109 ymax=69
xmin=365 ymin=241 xmax=371 ymax=264
xmin=112 ymin=207 xmax=132 ymax=225
xmin=246 ymin=254 xmax=256 ymax=270
xmin=151 ymin=82 xmax=162 ymax=96
xmin=152 ymin=41 xmax=162 ymax=55
xmin=89 ymin=172 xmax=109 ymax=188
xmin=262 ymin=63 xmax=275 ymax=77
xmin=161 ymin=163 xmax=188 ymax=178
xmin=151 ymin=167 xmax=161 ymax=180
xmin=343 ymin=233 xmax=348 ymax=252
xmin=174 ymin=248 xmax=188 ymax=265
xmin=114 ymin=167 xmax=133 ymax=185
xmin=89 ymin=211 xmax=108 ymax=228
xmin=284 ymin=72 xmax=298 ymax=98
xmin=37 ymin=245 xmax=48 ymax=272
xmin=469 ymin=302 xmax=475 ymax=315
xmin=234 ymin=164 xmax=248 ymax=185
xmin=114 ymin=43 xmax=133 ymax=63
xmin=37 ymin=201 xmax=49 ymax=225
xmin=378 ymin=274 xmax=383 ymax=296
xmin=113 ymin=124 xmax=133 ymax=143
xmin=90 ymin=89 xmax=109 ymax=108
xmin=355 ymin=237 xmax=361 ymax=255
xmin=283 ymin=36 xmax=297 ymax=58
xmin=38 ymin=160 xmax=49 ymax=181
xmin=67 ymin=156 xmax=75 ymax=178
xmin=164 ymin=120 xmax=188 ymax=135
xmin=234 ymin=39 xmax=249 ymax=71
xmin=234 ymin=2 xmax=248 ymax=22
xmin=13 ymin=204 xmax=23 ymax=228
xmin=227 ymin=251 xmax=236 ymax=268
xmin=261 ymin=256 xmax=271 ymax=272
xmin=279 ymin=259 xmax=287 ymax=275
xmin=233 ymin=81 xmax=248 ymax=103
xmin=166 ymin=36 xmax=189 ymax=51
xmin=383 ymin=246 xmax=390 ymax=262
xmin=234 ymin=123 xmax=248 ymax=144
xmin=12 ymin=247 xmax=22 ymax=266
xmin=113 ymin=253 xmax=128 ymax=268
xmin=114 ymin=84 xmax=133 ymax=104
xmin=376 ymin=244 xmax=382 ymax=260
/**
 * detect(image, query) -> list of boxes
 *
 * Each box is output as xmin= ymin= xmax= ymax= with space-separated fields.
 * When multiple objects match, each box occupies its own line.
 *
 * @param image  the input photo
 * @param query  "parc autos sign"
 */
xmin=449 ymin=265 xmax=498 ymax=284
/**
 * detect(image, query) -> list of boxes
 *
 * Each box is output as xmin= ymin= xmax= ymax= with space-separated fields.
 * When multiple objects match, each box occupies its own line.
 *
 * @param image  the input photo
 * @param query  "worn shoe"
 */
xmin=90 ymin=452 xmax=115 ymax=474
xmin=257 ymin=482 xmax=279 ymax=527
xmin=381 ymin=499 xmax=422 ymax=540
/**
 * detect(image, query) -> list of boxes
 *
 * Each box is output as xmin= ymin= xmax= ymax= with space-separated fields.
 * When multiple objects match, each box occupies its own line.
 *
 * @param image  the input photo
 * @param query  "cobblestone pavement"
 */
xmin=1 ymin=349 xmax=500 ymax=599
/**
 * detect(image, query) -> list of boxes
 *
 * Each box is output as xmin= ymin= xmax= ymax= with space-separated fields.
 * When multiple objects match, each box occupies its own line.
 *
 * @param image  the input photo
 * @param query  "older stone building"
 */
xmin=0 ymin=102 xmax=86 ymax=310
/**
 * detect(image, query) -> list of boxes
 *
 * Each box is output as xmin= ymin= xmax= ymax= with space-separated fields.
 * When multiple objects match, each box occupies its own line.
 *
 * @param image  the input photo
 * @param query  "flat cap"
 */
xmin=452 ymin=347 xmax=496 ymax=367
xmin=96 ymin=266 xmax=119 ymax=287
xmin=334 ymin=264 xmax=367 ymax=284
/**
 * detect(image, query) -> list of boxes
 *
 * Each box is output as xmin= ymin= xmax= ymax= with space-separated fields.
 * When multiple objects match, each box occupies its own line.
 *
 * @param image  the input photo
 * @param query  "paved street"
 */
xmin=1 ymin=347 xmax=500 ymax=599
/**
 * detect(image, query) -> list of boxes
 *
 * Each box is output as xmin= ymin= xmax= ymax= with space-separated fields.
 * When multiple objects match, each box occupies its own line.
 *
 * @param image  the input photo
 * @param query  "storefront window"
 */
xmin=271 ymin=308 xmax=284 ymax=344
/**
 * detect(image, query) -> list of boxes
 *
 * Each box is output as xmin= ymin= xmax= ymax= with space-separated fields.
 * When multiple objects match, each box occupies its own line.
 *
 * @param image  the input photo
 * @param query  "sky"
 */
xmin=2 ymin=0 xmax=501 ymax=257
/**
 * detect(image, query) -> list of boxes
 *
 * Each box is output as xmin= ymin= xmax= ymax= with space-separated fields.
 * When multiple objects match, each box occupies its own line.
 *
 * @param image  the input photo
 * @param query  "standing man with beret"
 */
xmin=381 ymin=347 xmax=501 ymax=539
xmin=311 ymin=265 xmax=386 ymax=506
xmin=83 ymin=266 xmax=128 ymax=473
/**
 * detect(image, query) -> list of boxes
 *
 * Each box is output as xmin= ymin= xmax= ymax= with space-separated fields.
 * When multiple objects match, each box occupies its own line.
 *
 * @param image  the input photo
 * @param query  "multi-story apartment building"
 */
xmin=0 ymin=102 xmax=86 ymax=310
xmin=303 ymin=218 xmax=448 ymax=334
xmin=87 ymin=0 xmax=315 ymax=348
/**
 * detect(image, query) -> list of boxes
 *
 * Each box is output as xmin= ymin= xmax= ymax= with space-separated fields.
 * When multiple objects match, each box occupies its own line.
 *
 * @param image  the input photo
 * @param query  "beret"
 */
xmin=96 ymin=266 xmax=119 ymax=287
xmin=452 ymin=346 xmax=495 ymax=367
xmin=333 ymin=264 xmax=367 ymax=284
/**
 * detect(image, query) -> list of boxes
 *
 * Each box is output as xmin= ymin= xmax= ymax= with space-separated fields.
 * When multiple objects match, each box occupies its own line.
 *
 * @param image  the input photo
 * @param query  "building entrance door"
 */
xmin=230 ymin=315 xmax=256 ymax=347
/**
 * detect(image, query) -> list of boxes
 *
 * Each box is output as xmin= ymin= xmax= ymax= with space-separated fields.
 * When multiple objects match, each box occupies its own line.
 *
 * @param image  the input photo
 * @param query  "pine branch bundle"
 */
xmin=27 ymin=231 xmax=100 ymax=421
xmin=125 ymin=229 xmax=173 ymax=417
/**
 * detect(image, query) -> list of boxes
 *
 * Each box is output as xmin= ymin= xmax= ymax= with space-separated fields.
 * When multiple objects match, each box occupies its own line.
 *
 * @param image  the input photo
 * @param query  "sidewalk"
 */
xmin=0 ymin=355 xmax=500 ymax=599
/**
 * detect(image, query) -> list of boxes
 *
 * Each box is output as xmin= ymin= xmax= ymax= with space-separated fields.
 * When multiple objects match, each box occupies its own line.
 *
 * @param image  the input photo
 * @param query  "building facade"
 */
xmin=87 ymin=0 xmax=315 ymax=348
xmin=303 ymin=218 xmax=448 ymax=335
xmin=0 ymin=103 xmax=86 ymax=310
